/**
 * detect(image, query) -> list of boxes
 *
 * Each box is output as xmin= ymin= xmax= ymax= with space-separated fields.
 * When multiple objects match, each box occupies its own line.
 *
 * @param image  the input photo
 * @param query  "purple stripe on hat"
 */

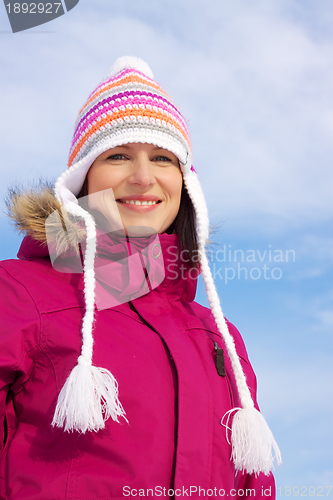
xmin=73 ymin=104 xmax=188 ymax=149
xmin=74 ymin=89 xmax=188 ymax=140
xmin=84 ymin=68 xmax=157 ymax=106
xmin=72 ymin=93 xmax=189 ymax=149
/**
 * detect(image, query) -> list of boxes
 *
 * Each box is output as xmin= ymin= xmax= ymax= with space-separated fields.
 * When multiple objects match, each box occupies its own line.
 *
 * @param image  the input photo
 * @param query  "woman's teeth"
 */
xmin=121 ymin=200 xmax=158 ymax=206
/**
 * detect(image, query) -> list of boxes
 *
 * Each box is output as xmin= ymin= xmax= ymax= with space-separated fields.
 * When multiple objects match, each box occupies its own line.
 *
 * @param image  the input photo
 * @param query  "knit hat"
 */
xmin=52 ymin=56 xmax=281 ymax=475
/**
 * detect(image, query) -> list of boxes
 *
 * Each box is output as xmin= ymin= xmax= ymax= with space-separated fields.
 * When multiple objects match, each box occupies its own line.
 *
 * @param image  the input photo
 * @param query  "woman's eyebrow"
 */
xmin=110 ymin=146 xmax=168 ymax=151
xmin=152 ymin=146 xmax=169 ymax=151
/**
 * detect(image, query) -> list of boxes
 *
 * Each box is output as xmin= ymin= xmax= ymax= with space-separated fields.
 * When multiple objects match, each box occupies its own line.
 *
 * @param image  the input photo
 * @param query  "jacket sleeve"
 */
xmin=0 ymin=265 xmax=40 ymax=454
xmin=226 ymin=320 xmax=277 ymax=499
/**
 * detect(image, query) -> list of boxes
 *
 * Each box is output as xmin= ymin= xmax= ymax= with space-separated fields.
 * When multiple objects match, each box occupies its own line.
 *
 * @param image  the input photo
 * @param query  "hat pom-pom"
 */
xmin=109 ymin=56 xmax=154 ymax=79
xmin=52 ymin=359 xmax=127 ymax=433
xmin=223 ymin=407 xmax=282 ymax=475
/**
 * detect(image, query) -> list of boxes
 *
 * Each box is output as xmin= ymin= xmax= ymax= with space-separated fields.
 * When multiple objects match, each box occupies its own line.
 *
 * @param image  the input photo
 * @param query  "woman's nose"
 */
xmin=128 ymin=154 xmax=156 ymax=187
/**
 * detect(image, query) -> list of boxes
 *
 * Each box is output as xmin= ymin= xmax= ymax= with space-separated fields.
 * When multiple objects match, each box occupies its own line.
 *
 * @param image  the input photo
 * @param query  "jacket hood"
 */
xmin=6 ymin=184 xmax=86 ymax=255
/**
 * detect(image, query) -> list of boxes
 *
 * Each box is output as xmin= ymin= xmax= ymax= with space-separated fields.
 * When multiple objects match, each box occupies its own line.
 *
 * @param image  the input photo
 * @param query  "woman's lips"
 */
xmin=116 ymin=197 xmax=162 ymax=212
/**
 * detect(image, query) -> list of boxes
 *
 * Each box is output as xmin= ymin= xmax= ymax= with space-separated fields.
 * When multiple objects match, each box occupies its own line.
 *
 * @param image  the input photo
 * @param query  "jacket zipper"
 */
xmin=128 ymin=300 xmax=178 ymax=494
xmin=213 ymin=341 xmax=226 ymax=377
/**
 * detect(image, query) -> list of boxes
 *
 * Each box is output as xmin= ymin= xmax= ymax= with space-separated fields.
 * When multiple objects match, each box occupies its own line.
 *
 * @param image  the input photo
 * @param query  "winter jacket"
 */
xmin=0 ymin=188 xmax=275 ymax=499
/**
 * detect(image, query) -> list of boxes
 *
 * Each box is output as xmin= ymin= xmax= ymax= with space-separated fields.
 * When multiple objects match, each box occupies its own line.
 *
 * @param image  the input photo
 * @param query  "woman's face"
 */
xmin=87 ymin=143 xmax=183 ymax=234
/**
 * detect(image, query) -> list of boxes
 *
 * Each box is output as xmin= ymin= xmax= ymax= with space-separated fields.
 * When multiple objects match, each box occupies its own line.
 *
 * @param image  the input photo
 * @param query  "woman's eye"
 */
xmin=153 ymin=156 xmax=173 ymax=162
xmin=107 ymin=154 xmax=126 ymax=160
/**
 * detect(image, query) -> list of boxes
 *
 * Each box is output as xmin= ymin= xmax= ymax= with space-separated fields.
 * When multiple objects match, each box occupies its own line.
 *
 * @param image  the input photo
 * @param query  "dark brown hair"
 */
xmin=165 ymin=183 xmax=198 ymax=267
xmin=77 ymin=177 xmax=199 ymax=268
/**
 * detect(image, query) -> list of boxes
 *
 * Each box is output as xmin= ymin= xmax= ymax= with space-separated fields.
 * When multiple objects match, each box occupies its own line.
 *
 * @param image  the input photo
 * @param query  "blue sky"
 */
xmin=0 ymin=0 xmax=332 ymax=494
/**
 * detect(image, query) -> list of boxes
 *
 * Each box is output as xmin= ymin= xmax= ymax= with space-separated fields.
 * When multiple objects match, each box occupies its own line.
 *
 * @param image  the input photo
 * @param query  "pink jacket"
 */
xmin=0 ymin=229 xmax=275 ymax=500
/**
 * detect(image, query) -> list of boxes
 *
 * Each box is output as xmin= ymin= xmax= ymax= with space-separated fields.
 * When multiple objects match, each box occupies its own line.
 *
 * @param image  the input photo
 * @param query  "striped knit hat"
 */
xmin=53 ymin=56 xmax=281 ymax=475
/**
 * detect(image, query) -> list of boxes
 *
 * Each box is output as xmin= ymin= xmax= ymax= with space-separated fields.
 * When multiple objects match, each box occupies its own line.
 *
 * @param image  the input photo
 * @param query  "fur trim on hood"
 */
xmin=6 ymin=183 xmax=85 ymax=254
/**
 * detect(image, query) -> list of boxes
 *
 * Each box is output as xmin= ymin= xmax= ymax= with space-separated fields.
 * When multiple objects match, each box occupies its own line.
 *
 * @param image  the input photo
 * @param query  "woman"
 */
xmin=0 ymin=57 xmax=280 ymax=499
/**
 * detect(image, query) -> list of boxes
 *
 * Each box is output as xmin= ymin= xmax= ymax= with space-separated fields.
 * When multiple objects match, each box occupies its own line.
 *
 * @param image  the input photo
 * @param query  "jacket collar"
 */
xmin=17 ymin=232 xmax=198 ymax=303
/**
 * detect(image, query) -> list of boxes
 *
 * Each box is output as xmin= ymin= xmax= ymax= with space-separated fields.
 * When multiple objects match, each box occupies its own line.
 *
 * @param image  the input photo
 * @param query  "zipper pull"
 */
xmin=213 ymin=342 xmax=226 ymax=377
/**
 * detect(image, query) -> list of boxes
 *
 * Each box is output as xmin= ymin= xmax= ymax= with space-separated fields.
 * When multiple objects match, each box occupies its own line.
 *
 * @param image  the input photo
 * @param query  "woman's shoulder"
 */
xmin=0 ymin=253 xmax=84 ymax=314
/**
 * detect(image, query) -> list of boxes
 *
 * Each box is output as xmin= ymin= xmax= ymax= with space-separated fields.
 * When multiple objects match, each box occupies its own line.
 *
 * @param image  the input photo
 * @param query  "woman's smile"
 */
xmin=87 ymin=143 xmax=183 ymax=234
xmin=116 ymin=194 xmax=162 ymax=211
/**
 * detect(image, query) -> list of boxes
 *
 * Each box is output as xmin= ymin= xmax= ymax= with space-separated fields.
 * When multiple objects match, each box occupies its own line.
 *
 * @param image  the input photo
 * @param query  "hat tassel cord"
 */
xmin=201 ymin=244 xmax=281 ymax=475
xmin=51 ymin=201 xmax=127 ymax=433
xmin=184 ymin=170 xmax=281 ymax=475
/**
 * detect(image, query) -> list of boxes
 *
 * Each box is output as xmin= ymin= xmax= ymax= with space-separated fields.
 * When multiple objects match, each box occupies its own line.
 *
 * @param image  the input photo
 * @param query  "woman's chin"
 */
xmin=125 ymin=226 xmax=158 ymax=237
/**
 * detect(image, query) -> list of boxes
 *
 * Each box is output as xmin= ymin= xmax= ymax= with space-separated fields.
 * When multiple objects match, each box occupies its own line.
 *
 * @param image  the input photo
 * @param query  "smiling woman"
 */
xmin=0 ymin=56 xmax=281 ymax=500
xmin=86 ymin=143 xmax=183 ymax=234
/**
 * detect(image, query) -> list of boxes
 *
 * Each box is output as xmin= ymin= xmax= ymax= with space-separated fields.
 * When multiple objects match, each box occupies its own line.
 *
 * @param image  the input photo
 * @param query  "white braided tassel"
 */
xmin=184 ymin=169 xmax=281 ymax=475
xmin=51 ymin=190 xmax=126 ymax=432
xmin=222 ymin=407 xmax=282 ymax=475
xmin=52 ymin=356 xmax=126 ymax=433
